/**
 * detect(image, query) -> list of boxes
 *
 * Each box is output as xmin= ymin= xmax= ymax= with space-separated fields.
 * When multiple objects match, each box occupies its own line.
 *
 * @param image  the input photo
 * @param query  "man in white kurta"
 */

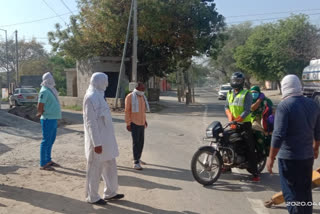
xmin=83 ymin=72 xmax=124 ymax=205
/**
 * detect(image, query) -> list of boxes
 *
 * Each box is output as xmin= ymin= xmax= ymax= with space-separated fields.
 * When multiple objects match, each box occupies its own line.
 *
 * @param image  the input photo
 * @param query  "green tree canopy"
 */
xmin=48 ymin=0 xmax=225 ymax=81
xmin=209 ymin=22 xmax=253 ymax=84
xmin=234 ymin=15 xmax=320 ymax=86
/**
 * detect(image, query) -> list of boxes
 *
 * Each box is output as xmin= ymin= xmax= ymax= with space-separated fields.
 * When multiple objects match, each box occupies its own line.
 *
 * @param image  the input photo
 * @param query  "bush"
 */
xmin=62 ymin=105 xmax=82 ymax=111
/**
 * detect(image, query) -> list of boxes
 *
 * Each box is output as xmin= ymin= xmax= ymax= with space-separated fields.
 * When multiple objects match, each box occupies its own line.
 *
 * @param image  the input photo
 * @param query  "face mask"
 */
xmin=252 ymin=92 xmax=259 ymax=100
xmin=134 ymin=89 xmax=145 ymax=96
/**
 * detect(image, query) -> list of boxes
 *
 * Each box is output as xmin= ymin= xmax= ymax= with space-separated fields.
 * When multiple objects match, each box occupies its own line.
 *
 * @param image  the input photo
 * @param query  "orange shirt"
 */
xmin=125 ymin=93 xmax=147 ymax=126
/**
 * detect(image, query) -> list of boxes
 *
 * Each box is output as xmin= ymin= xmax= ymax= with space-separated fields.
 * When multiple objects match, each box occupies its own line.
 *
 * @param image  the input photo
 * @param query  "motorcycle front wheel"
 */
xmin=191 ymin=147 xmax=222 ymax=186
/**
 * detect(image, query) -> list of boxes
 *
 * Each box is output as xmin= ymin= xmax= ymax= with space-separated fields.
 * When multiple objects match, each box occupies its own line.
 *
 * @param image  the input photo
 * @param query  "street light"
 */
xmin=0 ymin=28 xmax=9 ymax=91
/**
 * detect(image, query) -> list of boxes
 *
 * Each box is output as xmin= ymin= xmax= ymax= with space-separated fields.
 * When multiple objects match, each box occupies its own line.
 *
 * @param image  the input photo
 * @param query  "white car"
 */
xmin=218 ymin=84 xmax=232 ymax=100
xmin=9 ymin=88 xmax=38 ymax=108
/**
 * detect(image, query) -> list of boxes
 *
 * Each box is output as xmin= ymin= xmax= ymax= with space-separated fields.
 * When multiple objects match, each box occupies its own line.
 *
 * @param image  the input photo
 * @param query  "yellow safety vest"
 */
xmin=227 ymin=89 xmax=252 ymax=122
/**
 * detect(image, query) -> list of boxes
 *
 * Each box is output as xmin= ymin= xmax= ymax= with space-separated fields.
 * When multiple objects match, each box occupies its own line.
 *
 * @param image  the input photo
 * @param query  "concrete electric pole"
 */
xmin=114 ymin=0 xmax=134 ymax=108
xmin=0 ymin=29 xmax=9 ymax=92
xmin=129 ymin=0 xmax=138 ymax=91
xmin=15 ymin=30 xmax=19 ymax=87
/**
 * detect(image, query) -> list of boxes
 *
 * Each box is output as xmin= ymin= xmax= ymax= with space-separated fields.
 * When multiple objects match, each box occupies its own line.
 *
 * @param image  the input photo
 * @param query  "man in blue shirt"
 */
xmin=267 ymin=75 xmax=320 ymax=214
xmin=36 ymin=72 xmax=62 ymax=171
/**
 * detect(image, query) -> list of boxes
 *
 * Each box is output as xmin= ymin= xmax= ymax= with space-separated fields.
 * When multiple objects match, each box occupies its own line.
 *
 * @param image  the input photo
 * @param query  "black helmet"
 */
xmin=230 ymin=72 xmax=245 ymax=89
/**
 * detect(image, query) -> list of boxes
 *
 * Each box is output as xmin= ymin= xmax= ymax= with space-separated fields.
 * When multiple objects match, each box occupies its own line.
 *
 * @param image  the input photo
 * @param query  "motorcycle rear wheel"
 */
xmin=191 ymin=147 xmax=222 ymax=186
xmin=247 ymin=155 xmax=266 ymax=174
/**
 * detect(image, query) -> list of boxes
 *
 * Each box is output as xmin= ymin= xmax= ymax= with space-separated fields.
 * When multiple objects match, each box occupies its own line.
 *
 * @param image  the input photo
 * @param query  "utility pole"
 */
xmin=132 ymin=0 xmax=138 ymax=83
xmin=0 ymin=29 xmax=9 ymax=92
xmin=15 ymin=30 xmax=19 ymax=87
xmin=114 ymin=0 xmax=134 ymax=108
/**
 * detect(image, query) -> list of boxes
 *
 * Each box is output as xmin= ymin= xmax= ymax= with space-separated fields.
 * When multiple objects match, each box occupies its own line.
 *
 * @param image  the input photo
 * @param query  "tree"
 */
xmin=234 ymin=24 xmax=276 ymax=81
xmin=235 ymin=15 xmax=320 ymax=90
xmin=48 ymin=0 xmax=225 ymax=82
xmin=209 ymin=22 xmax=253 ymax=85
xmin=48 ymin=55 xmax=76 ymax=95
xmin=0 ymin=39 xmax=49 ymax=82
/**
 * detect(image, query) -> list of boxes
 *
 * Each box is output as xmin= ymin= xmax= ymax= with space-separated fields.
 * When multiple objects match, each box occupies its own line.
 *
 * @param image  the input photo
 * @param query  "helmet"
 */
xmin=230 ymin=72 xmax=245 ymax=89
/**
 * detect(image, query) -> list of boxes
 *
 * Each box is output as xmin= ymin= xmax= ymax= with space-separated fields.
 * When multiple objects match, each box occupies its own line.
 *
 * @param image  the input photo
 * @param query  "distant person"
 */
xmin=83 ymin=72 xmax=124 ymax=205
xmin=267 ymin=74 xmax=320 ymax=214
xmin=36 ymin=72 xmax=61 ymax=171
xmin=125 ymin=82 xmax=150 ymax=170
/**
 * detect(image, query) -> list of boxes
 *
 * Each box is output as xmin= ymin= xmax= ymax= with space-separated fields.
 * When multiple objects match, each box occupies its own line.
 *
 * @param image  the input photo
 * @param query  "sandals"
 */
xmin=49 ymin=161 xmax=61 ymax=167
xmin=40 ymin=165 xmax=55 ymax=171
xmin=40 ymin=161 xmax=60 ymax=171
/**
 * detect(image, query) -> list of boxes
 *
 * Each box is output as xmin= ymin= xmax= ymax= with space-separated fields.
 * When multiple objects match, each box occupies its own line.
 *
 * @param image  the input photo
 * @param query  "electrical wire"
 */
xmin=0 ymin=11 xmax=76 ymax=28
xmin=226 ymin=8 xmax=320 ymax=19
xmin=60 ymin=0 xmax=74 ymax=15
xmin=228 ymin=12 xmax=320 ymax=24
xmin=42 ymin=0 xmax=68 ymax=25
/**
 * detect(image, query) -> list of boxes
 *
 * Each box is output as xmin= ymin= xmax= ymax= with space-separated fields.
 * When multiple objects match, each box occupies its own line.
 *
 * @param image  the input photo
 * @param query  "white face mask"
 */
xmin=134 ymin=89 xmax=145 ymax=96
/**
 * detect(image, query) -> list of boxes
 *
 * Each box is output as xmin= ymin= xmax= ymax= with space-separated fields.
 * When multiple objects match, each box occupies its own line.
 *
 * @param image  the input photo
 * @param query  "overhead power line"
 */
xmin=228 ymin=12 xmax=320 ymax=24
xmin=0 ymin=11 xmax=76 ymax=28
xmin=42 ymin=0 xmax=68 ymax=25
xmin=226 ymin=8 xmax=320 ymax=19
xmin=60 ymin=0 xmax=74 ymax=15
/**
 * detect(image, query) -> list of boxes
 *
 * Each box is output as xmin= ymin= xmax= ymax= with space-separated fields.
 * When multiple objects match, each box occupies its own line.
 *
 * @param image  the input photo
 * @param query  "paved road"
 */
xmin=1 ymin=89 xmax=320 ymax=214
xmin=112 ymin=88 xmax=320 ymax=214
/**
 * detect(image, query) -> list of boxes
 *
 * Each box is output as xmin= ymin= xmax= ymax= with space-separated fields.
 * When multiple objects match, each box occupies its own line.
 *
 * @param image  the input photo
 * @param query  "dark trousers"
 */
xmin=242 ymin=122 xmax=258 ymax=176
xmin=131 ymin=123 xmax=145 ymax=164
xmin=279 ymin=158 xmax=313 ymax=214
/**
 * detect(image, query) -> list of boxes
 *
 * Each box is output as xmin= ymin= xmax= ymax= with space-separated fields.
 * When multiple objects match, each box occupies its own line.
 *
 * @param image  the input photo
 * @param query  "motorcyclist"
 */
xmin=224 ymin=72 xmax=260 ymax=182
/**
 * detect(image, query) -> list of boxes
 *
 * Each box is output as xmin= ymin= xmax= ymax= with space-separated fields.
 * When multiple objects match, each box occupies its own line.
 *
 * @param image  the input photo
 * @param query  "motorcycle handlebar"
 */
xmin=224 ymin=121 xmax=244 ymax=129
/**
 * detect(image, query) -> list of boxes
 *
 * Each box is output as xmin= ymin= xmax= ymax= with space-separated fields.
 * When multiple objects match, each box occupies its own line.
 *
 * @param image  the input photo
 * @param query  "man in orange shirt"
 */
xmin=125 ymin=82 xmax=150 ymax=170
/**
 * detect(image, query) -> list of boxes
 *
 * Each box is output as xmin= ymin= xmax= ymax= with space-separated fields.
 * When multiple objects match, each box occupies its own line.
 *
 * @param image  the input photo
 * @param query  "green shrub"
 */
xmin=62 ymin=105 xmax=82 ymax=111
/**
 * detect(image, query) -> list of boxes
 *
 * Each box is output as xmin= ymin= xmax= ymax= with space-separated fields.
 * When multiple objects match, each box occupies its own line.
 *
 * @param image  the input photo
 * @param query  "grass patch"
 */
xmin=63 ymin=105 xmax=82 ymax=111
xmin=2 ymin=98 xmax=8 ymax=102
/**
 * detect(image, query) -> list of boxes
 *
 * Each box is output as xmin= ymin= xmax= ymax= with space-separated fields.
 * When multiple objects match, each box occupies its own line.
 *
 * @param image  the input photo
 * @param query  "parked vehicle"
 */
xmin=9 ymin=88 xmax=38 ymax=108
xmin=218 ymin=84 xmax=232 ymax=100
xmin=191 ymin=121 xmax=269 ymax=185
xmin=302 ymin=59 xmax=320 ymax=105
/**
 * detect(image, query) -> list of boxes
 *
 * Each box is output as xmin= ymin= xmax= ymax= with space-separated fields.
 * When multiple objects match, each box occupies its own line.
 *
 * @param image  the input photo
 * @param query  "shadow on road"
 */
xmin=0 ymin=165 xmax=25 ymax=175
xmin=53 ymin=166 xmax=181 ymax=191
xmin=203 ymin=172 xmax=282 ymax=193
xmin=270 ymin=206 xmax=320 ymax=213
xmin=0 ymin=143 xmax=11 ymax=156
xmin=119 ymin=175 xmax=182 ymax=191
xmin=0 ymin=185 xmax=195 ymax=214
xmin=118 ymin=163 xmax=194 ymax=182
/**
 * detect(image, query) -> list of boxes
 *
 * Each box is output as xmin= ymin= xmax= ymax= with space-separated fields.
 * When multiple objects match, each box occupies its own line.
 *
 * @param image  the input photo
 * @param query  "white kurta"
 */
xmin=83 ymin=94 xmax=119 ymax=161
xmin=83 ymin=92 xmax=119 ymax=203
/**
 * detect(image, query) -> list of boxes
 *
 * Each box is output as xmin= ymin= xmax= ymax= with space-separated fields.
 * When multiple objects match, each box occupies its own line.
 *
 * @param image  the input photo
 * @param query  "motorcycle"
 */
xmin=191 ymin=121 xmax=270 ymax=185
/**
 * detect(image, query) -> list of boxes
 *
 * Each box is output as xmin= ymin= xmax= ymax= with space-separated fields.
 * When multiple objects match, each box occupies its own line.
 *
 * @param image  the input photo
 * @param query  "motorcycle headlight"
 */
xmin=206 ymin=130 xmax=213 ymax=138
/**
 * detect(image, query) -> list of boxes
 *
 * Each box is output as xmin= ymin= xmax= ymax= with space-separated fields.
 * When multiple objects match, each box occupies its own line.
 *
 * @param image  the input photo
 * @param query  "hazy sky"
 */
xmin=0 ymin=0 xmax=319 ymax=52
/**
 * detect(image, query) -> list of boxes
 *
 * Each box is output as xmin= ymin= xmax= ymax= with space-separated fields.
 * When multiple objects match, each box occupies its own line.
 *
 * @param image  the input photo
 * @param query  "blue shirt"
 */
xmin=38 ymin=86 xmax=62 ymax=120
xmin=271 ymin=96 xmax=320 ymax=160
